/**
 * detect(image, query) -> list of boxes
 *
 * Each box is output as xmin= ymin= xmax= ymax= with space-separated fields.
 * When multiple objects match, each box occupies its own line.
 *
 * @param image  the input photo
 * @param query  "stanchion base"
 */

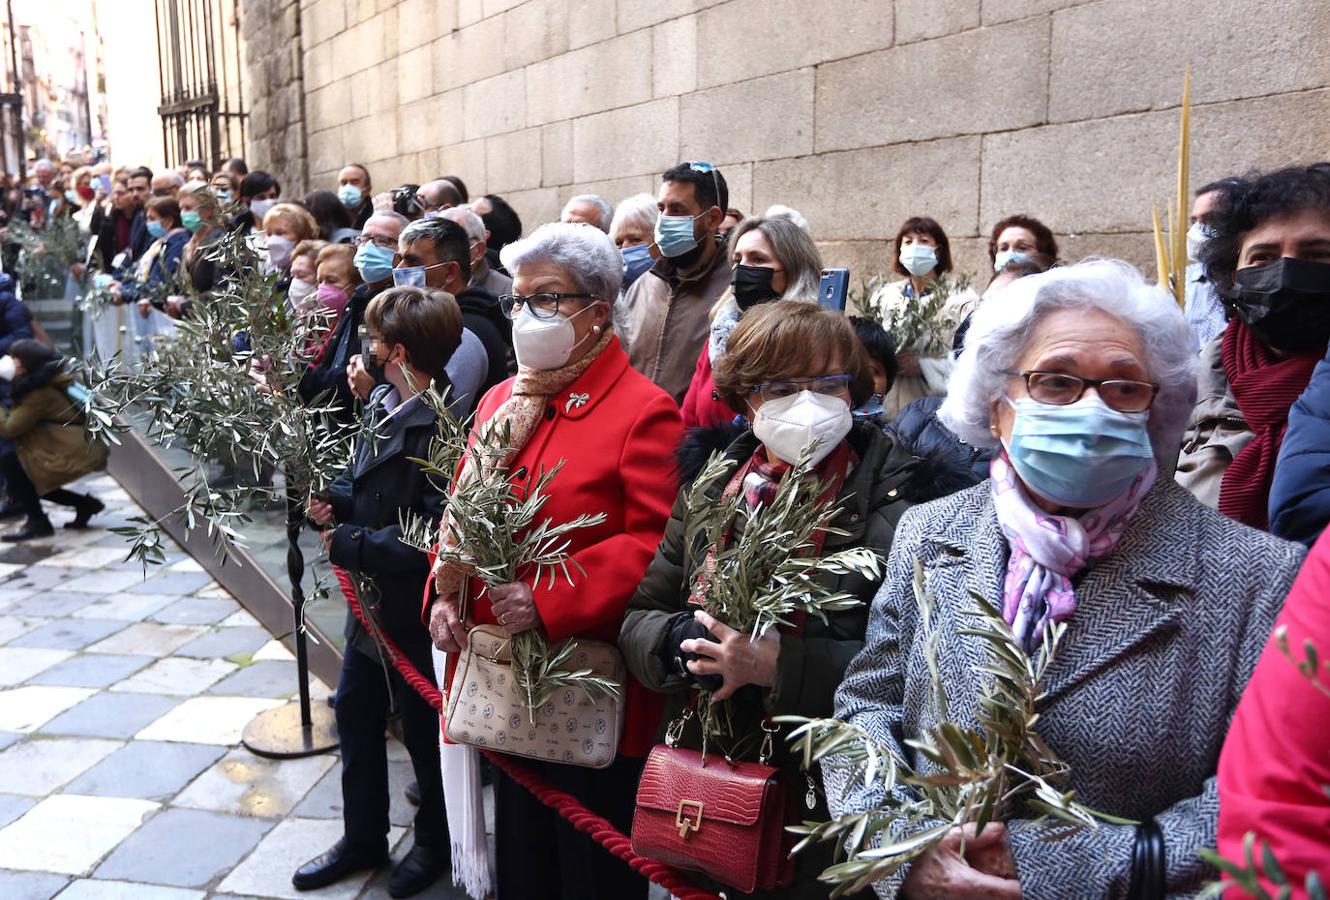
xmin=242 ymin=701 xmax=339 ymax=759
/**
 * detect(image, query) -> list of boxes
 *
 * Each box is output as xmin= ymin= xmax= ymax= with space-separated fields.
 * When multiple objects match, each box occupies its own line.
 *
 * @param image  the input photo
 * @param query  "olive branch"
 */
xmin=399 ymin=392 xmax=619 ymax=718
xmin=780 ymin=560 xmax=1126 ymax=897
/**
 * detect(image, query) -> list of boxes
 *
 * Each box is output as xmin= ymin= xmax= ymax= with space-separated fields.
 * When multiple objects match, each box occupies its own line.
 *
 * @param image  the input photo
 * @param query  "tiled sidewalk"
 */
xmin=0 ymin=474 xmax=465 ymax=899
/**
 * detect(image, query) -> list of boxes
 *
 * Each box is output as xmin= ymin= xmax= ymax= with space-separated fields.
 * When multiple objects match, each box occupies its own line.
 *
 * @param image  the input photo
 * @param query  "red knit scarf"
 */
xmin=1218 ymin=320 xmax=1319 ymax=530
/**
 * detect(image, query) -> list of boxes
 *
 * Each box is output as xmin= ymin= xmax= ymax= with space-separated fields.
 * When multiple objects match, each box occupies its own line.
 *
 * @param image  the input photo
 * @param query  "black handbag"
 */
xmin=1127 ymin=819 xmax=1166 ymax=900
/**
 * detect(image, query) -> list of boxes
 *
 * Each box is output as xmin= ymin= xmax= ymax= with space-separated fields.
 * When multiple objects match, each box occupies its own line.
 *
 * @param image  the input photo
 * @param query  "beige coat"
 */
xmin=0 ymin=373 xmax=108 ymax=496
xmin=618 ymin=241 xmax=733 ymax=404
xmin=1175 ymin=337 xmax=1253 ymax=509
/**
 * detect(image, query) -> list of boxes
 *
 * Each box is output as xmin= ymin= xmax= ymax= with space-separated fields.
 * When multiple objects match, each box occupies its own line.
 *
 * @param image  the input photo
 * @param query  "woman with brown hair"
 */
xmin=864 ymin=216 xmax=978 ymax=418
xmin=621 ymin=300 xmax=916 ymax=898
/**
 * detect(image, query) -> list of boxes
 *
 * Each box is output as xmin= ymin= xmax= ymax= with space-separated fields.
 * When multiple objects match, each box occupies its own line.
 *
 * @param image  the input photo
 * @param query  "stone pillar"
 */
xmin=239 ymin=0 xmax=307 ymax=195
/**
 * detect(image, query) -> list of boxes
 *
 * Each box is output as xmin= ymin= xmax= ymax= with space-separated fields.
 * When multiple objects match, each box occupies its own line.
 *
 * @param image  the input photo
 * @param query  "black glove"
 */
xmin=659 ymin=611 xmax=723 ymax=692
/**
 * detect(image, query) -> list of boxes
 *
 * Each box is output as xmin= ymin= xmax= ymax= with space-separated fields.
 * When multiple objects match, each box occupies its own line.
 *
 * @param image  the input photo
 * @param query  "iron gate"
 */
xmin=154 ymin=0 xmax=246 ymax=171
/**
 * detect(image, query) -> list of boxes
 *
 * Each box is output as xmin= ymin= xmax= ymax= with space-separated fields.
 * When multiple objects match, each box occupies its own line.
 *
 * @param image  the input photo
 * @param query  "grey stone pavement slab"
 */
xmin=0 ymin=476 xmax=470 ymax=898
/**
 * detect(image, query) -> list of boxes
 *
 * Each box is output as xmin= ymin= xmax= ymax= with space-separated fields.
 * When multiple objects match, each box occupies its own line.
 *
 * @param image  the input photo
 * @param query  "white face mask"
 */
xmin=0 ymin=356 xmax=15 ymax=381
xmin=511 ymin=303 xmax=599 ymax=371
xmin=1186 ymin=221 xmax=1212 ymax=262
xmin=899 ymin=243 xmax=937 ymax=277
xmin=266 ymin=235 xmax=294 ymax=271
xmin=288 ymin=278 xmax=316 ymax=307
xmin=250 ymin=198 xmax=277 ymax=220
xmin=751 ymin=391 xmax=853 ymax=467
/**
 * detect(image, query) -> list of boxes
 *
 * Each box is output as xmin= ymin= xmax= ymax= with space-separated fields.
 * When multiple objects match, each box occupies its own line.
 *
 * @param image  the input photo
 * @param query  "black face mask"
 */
xmin=1228 ymin=257 xmax=1330 ymax=354
xmin=731 ymin=264 xmax=779 ymax=311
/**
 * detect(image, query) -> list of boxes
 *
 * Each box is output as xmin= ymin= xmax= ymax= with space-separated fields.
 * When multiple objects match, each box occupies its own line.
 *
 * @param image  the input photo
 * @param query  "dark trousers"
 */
xmin=494 ymin=753 xmax=648 ymax=900
xmin=335 ymin=643 xmax=448 ymax=853
xmin=0 ymin=452 xmax=90 ymax=521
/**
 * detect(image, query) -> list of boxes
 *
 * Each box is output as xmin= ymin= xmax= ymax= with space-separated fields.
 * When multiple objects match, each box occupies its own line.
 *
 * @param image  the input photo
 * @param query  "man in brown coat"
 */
xmin=618 ymin=162 xmax=733 ymax=404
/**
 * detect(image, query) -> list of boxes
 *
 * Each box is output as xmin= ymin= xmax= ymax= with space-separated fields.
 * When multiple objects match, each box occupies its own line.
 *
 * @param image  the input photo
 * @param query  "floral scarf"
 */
xmin=989 ymin=449 xmax=1156 ymax=651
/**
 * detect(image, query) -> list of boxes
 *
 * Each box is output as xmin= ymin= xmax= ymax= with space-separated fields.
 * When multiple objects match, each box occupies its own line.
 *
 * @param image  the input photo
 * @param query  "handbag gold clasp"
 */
xmin=675 ymin=799 xmax=703 ymax=839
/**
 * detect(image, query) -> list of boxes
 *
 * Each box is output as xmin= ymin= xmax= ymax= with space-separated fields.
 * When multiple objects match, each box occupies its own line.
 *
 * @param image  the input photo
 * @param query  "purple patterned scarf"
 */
xmin=989 ymin=449 xmax=1156 ymax=651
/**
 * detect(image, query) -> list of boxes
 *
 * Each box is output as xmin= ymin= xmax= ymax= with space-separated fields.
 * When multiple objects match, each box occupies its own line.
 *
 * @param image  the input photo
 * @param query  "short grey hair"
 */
xmin=562 ymin=194 xmax=614 ymax=232
xmin=764 ymin=204 xmax=810 ymax=233
xmin=501 ymin=222 xmax=622 ymax=305
xmin=609 ymin=193 xmax=659 ymax=243
xmin=440 ymin=205 xmax=486 ymax=244
xmin=938 ymin=258 xmax=1197 ymax=464
xmin=153 ymin=170 xmax=185 ymax=188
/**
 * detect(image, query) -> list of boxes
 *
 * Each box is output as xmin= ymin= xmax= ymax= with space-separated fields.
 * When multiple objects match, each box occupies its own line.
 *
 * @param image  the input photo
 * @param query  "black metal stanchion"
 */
xmin=242 ymin=488 xmax=338 ymax=758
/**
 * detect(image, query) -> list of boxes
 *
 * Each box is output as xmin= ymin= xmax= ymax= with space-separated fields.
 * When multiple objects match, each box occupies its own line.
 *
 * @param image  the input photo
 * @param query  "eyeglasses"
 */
xmin=1007 ymin=370 xmax=1159 ymax=413
xmin=352 ymin=233 xmax=397 ymax=250
xmin=750 ymin=374 xmax=852 ymax=404
xmin=499 ymin=292 xmax=596 ymax=319
xmin=685 ymin=161 xmax=722 ymax=211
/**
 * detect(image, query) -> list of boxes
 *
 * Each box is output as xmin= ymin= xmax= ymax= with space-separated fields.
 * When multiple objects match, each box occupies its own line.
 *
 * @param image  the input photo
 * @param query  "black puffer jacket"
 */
xmin=888 ymin=396 xmax=992 ymax=503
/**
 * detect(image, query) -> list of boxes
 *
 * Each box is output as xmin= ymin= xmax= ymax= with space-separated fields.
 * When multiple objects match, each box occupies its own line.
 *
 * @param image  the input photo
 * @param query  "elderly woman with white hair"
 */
xmin=427 ymin=222 xmax=683 ymax=900
xmin=609 ymin=192 xmax=661 ymax=296
xmin=824 ymin=259 xmax=1305 ymax=899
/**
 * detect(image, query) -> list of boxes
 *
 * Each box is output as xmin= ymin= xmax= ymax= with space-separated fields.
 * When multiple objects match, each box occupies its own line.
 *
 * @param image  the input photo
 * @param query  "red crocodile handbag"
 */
xmin=631 ymin=741 xmax=795 ymax=893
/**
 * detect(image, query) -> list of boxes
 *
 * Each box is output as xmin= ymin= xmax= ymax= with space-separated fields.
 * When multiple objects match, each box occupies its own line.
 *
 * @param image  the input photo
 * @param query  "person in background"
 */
xmin=1217 ymin=527 xmax=1330 ymax=895
xmin=848 ymin=314 xmax=898 ymax=423
xmin=866 ymin=216 xmax=977 ymax=418
xmin=232 ymin=170 xmax=280 ymax=236
xmin=338 ymin=163 xmax=375 ymax=230
xmin=720 ymin=206 xmax=745 ymax=236
xmin=830 ymin=259 xmax=1302 ymax=898
xmin=185 ymin=163 xmax=209 ymax=183
xmin=0 ymin=340 xmax=106 ymax=541
xmin=560 ymin=194 xmax=613 ymax=232
xmin=1184 ymin=179 xmax=1244 ymax=353
xmin=620 ymin=162 xmax=734 ymax=404
xmin=150 ymin=170 xmax=184 ymax=199
xmin=113 ymin=196 xmax=190 ymax=313
xmin=288 ymin=239 xmax=329 ymax=316
xmin=414 ymin=179 xmax=463 ymax=218
xmin=471 ymin=194 xmax=523 ymax=274
xmin=210 ymin=172 xmax=236 ymax=207
xmin=428 ymin=223 xmax=682 ymax=900
xmin=304 ymin=189 xmax=358 ymax=244
xmin=609 ymin=193 xmax=659 ymax=300
xmin=170 ymin=182 xmax=228 ymax=316
xmin=952 ymin=255 xmax=1052 ymax=353
xmin=987 ymin=213 xmax=1059 ymax=273
xmin=293 ymin=286 xmax=461 ymax=898
xmin=121 ymin=167 xmax=154 ymax=267
xmin=92 ymin=176 xmax=143 ymax=271
xmin=224 ymin=157 xmax=248 ymax=184
xmin=621 ymin=301 xmax=915 ymax=899
xmin=261 ymin=202 xmax=320 ymax=280
xmin=680 ymin=214 xmax=823 ymax=429
xmin=298 ymin=211 xmax=407 ymax=415
xmin=439 ymin=174 xmax=468 ymax=204
xmin=438 ymin=205 xmax=512 ymax=297
xmin=763 ymin=203 xmax=810 ymax=232
xmin=1177 ymin=164 xmax=1330 ymax=529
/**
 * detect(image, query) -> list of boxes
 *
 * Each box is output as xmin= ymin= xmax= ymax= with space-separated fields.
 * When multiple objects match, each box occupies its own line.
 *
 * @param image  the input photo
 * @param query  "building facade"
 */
xmin=240 ymin=0 xmax=1330 ymax=281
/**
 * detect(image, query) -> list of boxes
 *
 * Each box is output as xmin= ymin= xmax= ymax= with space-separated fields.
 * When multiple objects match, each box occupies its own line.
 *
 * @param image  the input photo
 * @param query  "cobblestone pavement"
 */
xmin=0 ymin=474 xmax=466 ymax=899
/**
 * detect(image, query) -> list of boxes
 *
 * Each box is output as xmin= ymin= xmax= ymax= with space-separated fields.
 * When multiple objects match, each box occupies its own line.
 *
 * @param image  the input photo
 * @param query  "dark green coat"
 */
xmin=620 ymin=422 xmax=915 ymax=766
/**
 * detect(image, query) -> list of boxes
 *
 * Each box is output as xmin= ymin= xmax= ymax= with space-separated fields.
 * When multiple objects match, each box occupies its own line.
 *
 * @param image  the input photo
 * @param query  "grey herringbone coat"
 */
xmin=824 ymin=478 xmax=1306 ymax=899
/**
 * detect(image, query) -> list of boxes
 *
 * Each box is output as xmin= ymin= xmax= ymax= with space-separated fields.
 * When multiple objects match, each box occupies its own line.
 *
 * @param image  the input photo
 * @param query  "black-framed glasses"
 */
xmin=352 ymin=233 xmax=397 ymax=250
xmin=1007 ymin=370 xmax=1159 ymax=413
xmin=750 ymin=374 xmax=852 ymax=404
xmin=499 ymin=292 xmax=595 ymax=319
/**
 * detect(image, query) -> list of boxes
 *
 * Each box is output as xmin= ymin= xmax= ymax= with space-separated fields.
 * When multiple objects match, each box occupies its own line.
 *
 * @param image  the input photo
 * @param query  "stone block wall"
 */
xmin=240 ymin=0 xmax=308 ymax=197
xmin=244 ymin=0 xmax=1330 ymax=284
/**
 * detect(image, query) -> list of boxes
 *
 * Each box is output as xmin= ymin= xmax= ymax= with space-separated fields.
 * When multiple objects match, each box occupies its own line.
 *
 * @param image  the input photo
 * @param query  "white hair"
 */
xmin=440 ymin=205 xmax=486 ymax=244
xmin=501 ymin=222 xmax=622 ymax=304
xmin=563 ymin=194 xmax=614 ymax=232
xmin=938 ymin=258 xmax=1197 ymax=464
xmin=609 ymin=193 xmax=659 ymax=243
xmin=764 ymin=204 xmax=810 ymax=233
xmin=153 ymin=170 xmax=185 ymax=187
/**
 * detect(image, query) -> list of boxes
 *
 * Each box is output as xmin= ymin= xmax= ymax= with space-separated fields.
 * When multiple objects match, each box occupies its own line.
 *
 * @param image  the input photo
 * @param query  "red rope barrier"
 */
xmin=332 ymin=565 xmax=720 ymax=900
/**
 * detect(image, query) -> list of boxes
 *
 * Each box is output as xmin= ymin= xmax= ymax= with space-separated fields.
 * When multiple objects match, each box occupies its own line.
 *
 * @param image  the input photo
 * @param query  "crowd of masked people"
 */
xmin=18 ymin=148 xmax=1330 ymax=898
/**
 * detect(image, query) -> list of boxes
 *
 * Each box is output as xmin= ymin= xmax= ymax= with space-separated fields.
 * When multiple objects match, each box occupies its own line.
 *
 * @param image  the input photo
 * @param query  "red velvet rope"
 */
xmin=332 ymin=565 xmax=720 ymax=900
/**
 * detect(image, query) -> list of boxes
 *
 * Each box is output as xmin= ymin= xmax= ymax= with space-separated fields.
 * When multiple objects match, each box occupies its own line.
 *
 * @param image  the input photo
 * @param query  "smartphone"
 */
xmin=818 ymin=267 xmax=849 ymax=313
xmin=97 ymin=174 xmax=112 ymax=194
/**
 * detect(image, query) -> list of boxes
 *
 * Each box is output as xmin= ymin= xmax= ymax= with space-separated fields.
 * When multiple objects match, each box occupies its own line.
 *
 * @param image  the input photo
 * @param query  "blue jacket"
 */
xmin=887 ymin=396 xmax=992 ymax=503
xmin=1269 ymin=345 xmax=1330 ymax=545
xmin=118 ymin=230 xmax=190 ymax=305
xmin=0 ymin=274 xmax=35 ymax=356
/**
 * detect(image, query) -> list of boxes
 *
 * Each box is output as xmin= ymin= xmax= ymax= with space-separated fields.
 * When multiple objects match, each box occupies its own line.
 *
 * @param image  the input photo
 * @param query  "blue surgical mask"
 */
xmin=654 ymin=213 xmax=700 ymax=258
xmin=64 ymin=189 xmax=79 ymax=205
xmin=1003 ymin=394 xmax=1154 ymax=507
xmin=994 ymin=249 xmax=1033 ymax=272
xmin=215 ymin=190 xmax=232 ymax=205
xmin=338 ymin=184 xmax=363 ymax=208
xmin=621 ymin=243 xmax=654 ymax=288
xmin=354 ymin=242 xmax=395 ymax=284
xmin=899 ymin=244 xmax=937 ymax=277
xmin=147 ymin=220 xmax=167 ymax=239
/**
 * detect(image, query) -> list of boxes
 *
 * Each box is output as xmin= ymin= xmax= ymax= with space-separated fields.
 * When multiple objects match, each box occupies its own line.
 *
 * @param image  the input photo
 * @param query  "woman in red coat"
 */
xmin=1218 ymin=528 xmax=1330 ymax=897
xmin=427 ymin=222 xmax=683 ymax=900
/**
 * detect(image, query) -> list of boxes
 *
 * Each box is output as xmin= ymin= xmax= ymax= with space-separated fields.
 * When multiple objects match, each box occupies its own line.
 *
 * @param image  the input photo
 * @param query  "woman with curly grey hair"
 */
xmin=824 ymin=259 xmax=1305 ymax=898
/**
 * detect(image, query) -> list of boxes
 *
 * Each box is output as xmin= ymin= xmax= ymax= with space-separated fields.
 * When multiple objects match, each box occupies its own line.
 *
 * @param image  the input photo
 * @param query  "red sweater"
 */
xmin=1218 ymin=529 xmax=1330 ymax=895
xmin=680 ymin=346 xmax=737 ymax=429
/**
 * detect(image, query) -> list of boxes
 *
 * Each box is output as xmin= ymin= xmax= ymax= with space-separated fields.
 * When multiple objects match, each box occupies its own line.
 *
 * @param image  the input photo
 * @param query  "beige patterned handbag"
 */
xmin=444 ymin=624 xmax=625 ymax=769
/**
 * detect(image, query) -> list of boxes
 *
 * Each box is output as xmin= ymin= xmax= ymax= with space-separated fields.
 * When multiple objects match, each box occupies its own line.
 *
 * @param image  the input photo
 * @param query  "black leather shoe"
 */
xmin=3 ymin=518 xmax=54 ymax=542
xmin=404 ymin=779 xmax=421 ymax=807
xmin=292 ymin=837 xmax=389 ymax=891
xmin=388 ymin=844 xmax=449 ymax=898
xmin=65 ymin=496 xmax=105 ymax=530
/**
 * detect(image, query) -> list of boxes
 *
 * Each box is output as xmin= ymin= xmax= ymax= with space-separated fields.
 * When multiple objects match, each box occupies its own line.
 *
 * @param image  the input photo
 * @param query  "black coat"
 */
xmin=888 ymin=396 xmax=992 ymax=503
xmin=325 ymin=384 xmax=445 ymax=663
xmin=0 ymin=275 xmax=35 ymax=356
xmin=456 ymin=286 xmax=513 ymax=395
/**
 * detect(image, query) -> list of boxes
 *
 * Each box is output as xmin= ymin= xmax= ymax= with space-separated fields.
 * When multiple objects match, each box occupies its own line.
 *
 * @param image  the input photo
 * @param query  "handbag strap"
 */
xmin=1127 ymin=819 xmax=1166 ymax=900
